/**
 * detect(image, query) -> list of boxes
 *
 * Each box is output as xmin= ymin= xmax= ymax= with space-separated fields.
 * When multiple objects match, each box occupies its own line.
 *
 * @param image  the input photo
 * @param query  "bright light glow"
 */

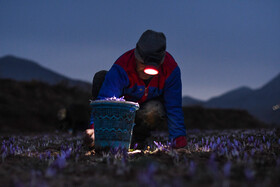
xmin=144 ymin=68 xmax=158 ymax=75
xmin=272 ymin=104 xmax=279 ymax=111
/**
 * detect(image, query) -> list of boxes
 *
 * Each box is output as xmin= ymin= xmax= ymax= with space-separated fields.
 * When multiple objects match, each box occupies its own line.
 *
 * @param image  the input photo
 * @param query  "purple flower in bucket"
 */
xmin=104 ymin=96 xmax=126 ymax=101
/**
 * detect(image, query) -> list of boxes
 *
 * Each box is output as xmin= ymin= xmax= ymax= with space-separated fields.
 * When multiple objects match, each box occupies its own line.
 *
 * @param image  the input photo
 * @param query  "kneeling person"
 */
xmin=85 ymin=30 xmax=187 ymax=149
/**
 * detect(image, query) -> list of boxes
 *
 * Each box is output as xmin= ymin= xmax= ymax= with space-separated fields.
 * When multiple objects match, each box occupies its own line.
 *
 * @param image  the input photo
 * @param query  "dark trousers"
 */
xmin=92 ymin=70 xmax=167 ymax=146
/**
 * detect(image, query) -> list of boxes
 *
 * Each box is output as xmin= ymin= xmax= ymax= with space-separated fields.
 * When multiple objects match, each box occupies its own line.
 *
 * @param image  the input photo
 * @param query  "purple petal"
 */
xmin=223 ymin=161 xmax=231 ymax=177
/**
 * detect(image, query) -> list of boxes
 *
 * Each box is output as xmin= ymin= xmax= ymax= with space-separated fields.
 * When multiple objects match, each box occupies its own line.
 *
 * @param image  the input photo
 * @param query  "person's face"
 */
xmin=135 ymin=59 xmax=153 ymax=80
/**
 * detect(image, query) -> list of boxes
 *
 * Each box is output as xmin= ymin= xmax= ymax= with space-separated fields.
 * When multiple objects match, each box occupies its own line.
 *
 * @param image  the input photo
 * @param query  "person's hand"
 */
xmin=83 ymin=129 xmax=95 ymax=148
xmin=173 ymin=136 xmax=187 ymax=149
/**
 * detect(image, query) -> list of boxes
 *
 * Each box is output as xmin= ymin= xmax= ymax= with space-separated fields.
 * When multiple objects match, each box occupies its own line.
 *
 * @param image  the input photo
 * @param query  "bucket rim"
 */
xmin=90 ymin=100 xmax=139 ymax=109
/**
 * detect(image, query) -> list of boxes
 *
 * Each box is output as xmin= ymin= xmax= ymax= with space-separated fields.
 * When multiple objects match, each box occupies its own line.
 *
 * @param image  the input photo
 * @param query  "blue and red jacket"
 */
xmin=97 ymin=49 xmax=186 ymax=140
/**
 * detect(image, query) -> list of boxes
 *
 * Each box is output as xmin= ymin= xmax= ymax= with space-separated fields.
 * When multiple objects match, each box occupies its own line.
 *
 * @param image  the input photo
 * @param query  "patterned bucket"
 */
xmin=90 ymin=100 xmax=139 ymax=150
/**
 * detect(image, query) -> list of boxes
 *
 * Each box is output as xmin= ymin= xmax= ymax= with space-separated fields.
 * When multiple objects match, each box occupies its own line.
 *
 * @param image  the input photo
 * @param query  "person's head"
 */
xmin=135 ymin=30 xmax=166 ymax=79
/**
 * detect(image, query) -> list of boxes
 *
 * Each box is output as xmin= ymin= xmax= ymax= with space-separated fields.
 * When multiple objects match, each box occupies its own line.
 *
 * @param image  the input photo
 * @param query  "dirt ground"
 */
xmin=1 ymin=128 xmax=280 ymax=187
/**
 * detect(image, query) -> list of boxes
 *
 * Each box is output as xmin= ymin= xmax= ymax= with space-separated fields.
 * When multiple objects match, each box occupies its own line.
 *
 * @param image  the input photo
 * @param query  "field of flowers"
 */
xmin=1 ymin=128 xmax=280 ymax=186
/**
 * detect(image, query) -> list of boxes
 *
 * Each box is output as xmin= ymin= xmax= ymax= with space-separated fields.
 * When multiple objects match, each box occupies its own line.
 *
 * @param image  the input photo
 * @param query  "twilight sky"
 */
xmin=0 ymin=0 xmax=279 ymax=100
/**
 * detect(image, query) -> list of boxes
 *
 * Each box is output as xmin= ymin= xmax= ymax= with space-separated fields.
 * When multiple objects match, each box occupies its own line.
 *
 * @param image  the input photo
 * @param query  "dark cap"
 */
xmin=135 ymin=30 xmax=166 ymax=67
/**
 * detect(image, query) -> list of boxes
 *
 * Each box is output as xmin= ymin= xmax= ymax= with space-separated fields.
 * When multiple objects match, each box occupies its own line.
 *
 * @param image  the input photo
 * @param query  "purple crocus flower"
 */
xmin=209 ymin=153 xmax=215 ymax=162
xmin=104 ymin=96 xmax=126 ymax=101
xmin=217 ymin=137 xmax=221 ymax=145
xmin=248 ymin=136 xmax=253 ymax=143
xmin=251 ymin=149 xmax=255 ymax=156
xmin=1 ymin=144 xmax=6 ymax=154
xmin=74 ymin=144 xmax=82 ymax=153
xmin=231 ymin=148 xmax=239 ymax=157
xmin=259 ymin=145 xmax=264 ymax=152
xmin=266 ymin=141 xmax=271 ymax=149
xmin=137 ymin=164 xmax=157 ymax=187
xmin=224 ymin=147 xmax=228 ymax=155
xmin=254 ymin=140 xmax=258 ymax=147
xmin=227 ymin=139 xmax=231 ymax=146
xmin=219 ymin=148 xmax=225 ymax=156
xmin=244 ymin=168 xmax=255 ymax=180
xmin=188 ymin=160 xmax=196 ymax=176
xmin=63 ymin=148 xmax=72 ymax=159
xmin=46 ymin=151 xmax=51 ymax=159
xmin=212 ymin=142 xmax=217 ymax=150
xmin=195 ymin=143 xmax=199 ymax=151
xmin=133 ymin=143 xmax=138 ymax=150
xmin=234 ymin=139 xmax=239 ymax=147
xmin=2 ymin=152 xmax=6 ymax=162
xmin=45 ymin=167 xmax=57 ymax=177
xmin=55 ymin=157 xmax=67 ymax=169
xmin=153 ymin=141 xmax=161 ymax=149
xmin=223 ymin=161 xmax=231 ymax=177
xmin=110 ymin=147 xmax=118 ymax=155
xmin=243 ymin=152 xmax=248 ymax=160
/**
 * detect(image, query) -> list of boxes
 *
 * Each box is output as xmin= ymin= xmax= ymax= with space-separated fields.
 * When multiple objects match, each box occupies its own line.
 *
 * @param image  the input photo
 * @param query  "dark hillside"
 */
xmin=0 ymin=79 xmax=268 ymax=133
xmin=183 ymin=106 xmax=267 ymax=130
xmin=0 ymin=79 xmax=91 ymax=133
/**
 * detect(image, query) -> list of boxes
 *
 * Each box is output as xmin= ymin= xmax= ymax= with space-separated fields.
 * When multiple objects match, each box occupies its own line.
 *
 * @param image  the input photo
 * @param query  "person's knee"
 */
xmin=92 ymin=70 xmax=108 ymax=100
xmin=135 ymin=99 xmax=166 ymax=129
xmin=94 ymin=70 xmax=108 ymax=79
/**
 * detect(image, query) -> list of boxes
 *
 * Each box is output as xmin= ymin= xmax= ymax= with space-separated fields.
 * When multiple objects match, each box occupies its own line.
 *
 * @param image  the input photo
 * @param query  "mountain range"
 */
xmin=183 ymin=73 xmax=280 ymax=125
xmin=0 ymin=55 xmax=91 ymax=92
xmin=1 ymin=55 xmax=279 ymax=125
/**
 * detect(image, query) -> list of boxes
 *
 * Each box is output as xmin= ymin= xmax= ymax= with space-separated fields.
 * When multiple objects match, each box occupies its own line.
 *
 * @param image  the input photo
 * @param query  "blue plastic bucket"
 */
xmin=90 ymin=100 xmax=139 ymax=150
